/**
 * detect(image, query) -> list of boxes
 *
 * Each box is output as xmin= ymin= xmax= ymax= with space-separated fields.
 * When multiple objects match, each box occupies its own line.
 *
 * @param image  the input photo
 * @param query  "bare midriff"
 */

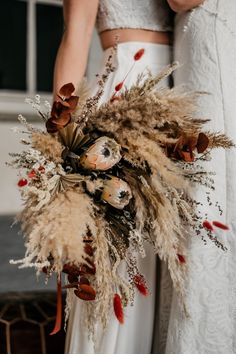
xmin=100 ymin=28 xmax=172 ymax=50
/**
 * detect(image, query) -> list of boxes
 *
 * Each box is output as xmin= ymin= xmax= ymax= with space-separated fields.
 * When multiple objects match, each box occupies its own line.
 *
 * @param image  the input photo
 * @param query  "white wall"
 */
xmin=0 ymin=121 xmax=44 ymax=214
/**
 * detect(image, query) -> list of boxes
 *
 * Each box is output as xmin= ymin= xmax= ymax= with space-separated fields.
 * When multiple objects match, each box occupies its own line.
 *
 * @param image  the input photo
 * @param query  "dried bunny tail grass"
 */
xmin=207 ymin=132 xmax=235 ymax=149
xmin=31 ymin=132 xmax=63 ymax=163
xmin=14 ymin=188 xmax=98 ymax=273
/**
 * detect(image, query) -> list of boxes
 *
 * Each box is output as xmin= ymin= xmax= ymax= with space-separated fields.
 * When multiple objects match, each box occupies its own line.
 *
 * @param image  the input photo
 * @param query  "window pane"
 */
xmin=36 ymin=4 xmax=63 ymax=92
xmin=0 ymin=0 xmax=27 ymax=91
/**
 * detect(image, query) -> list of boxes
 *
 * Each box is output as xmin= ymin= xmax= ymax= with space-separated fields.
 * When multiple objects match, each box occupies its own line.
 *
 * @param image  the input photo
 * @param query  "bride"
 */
xmin=165 ymin=1 xmax=236 ymax=353
xmin=53 ymin=1 xmax=174 ymax=353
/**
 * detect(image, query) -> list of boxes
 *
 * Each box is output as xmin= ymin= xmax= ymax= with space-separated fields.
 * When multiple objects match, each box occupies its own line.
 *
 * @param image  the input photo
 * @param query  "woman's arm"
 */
xmin=167 ymin=0 xmax=204 ymax=13
xmin=53 ymin=0 xmax=99 ymax=97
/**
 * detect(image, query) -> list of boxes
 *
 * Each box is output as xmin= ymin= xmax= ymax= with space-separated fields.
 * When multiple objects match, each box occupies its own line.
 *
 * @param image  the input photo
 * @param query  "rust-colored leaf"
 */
xmin=67 ymin=95 xmax=79 ymax=111
xmin=60 ymin=100 xmax=71 ymax=108
xmin=188 ymin=136 xmax=198 ymax=152
xmin=180 ymin=151 xmax=195 ymax=162
xmin=79 ymin=276 xmax=90 ymax=285
xmin=83 ymin=258 xmax=96 ymax=275
xmin=68 ymin=274 xmax=78 ymax=284
xmin=74 ymin=284 xmax=96 ymax=301
xmin=51 ymin=101 xmax=62 ymax=118
xmin=46 ymin=118 xmax=61 ymax=133
xmin=51 ymin=111 xmax=71 ymax=126
xmin=59 ymin=83 xmax=75 ymax=98
xmin=62 ymin=263 xmax=81 ymax=276
xmin=197 ymin=132 xmax=209 ymax=153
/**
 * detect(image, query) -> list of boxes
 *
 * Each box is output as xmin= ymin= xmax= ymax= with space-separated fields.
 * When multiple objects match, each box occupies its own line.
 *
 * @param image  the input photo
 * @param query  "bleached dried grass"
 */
xmin=31 ymin=132 xmax=63 ymax=163
xmin=12 ymin=188 xmax=98 ymax=273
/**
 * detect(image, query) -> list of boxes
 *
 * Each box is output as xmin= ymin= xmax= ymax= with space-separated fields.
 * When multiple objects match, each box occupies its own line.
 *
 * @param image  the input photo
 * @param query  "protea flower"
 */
xmin=80 ymin=136 xmax=121 ymax=170
xmin=101 ymin=176 xmax=132 ymax=209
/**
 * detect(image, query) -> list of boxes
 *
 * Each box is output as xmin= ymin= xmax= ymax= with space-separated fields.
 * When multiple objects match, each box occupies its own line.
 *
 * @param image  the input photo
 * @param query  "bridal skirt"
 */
xmin=65 ymin=41 xmax=171 ymax=354
xmin=165 ymin=1 xmax=236 ymax=353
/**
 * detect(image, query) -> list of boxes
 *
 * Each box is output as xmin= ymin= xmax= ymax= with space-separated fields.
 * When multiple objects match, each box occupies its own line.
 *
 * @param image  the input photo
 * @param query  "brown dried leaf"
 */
xmin=59 ymin=83 xmax=75 ymax=99
xmin=74 ymin=284 xmax=96 ymax=301
xmin=67 ymin=96 xmax=79 ymax=111
xmin=51 ymin=111 xmax=71 ymax=127
xmin=197 ymin=132 xmax=209 ymax=153
xmin=79 ymin=276 xmax=90 ymax=285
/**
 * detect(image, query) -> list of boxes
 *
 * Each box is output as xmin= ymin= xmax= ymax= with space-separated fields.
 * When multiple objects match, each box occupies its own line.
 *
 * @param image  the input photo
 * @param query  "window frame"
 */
xmin=0 ymin=0 xmax=62 ymax=118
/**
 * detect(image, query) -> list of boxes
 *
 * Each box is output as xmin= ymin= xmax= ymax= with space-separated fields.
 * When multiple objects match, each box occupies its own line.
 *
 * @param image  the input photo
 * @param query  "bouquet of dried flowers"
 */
xmin=8 ymin=47 xmax=234 ymax=338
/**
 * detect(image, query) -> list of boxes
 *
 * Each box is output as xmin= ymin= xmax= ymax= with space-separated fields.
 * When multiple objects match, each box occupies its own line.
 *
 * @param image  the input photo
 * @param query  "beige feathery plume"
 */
xmin=31 ymin=132 xmax=63 ymax=163
xmin=12 ymin=188 xmax=98 ymax=273
xmin=83 ymin=219 xmax=114 ymax=337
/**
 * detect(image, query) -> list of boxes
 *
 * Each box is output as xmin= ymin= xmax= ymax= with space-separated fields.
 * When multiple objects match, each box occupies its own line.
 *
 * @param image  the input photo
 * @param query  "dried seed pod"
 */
xmin=80 ymin=136 xmax=121 ymax=171
xmin=101 ymin=176 xmax=132 ymax=209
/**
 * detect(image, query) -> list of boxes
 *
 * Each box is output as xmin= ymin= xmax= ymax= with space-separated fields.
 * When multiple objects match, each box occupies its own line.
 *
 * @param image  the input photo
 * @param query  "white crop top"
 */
xmin=96 ymin=0 xmax=173 ymax=34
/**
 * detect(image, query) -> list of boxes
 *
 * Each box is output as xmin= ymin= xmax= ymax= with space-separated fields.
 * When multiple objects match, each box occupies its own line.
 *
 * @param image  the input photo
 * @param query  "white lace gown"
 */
xmin=165 ymin=1 xmax=236 ymax=353
xmin=65 ymin=41 xmax=171 ymax=354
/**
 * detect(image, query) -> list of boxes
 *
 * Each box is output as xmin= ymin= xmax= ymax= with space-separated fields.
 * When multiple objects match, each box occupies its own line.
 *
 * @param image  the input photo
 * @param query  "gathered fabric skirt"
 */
xmin=164 ymin=1 xmax=236 ymax=353
xmin=64 ymin=41 xmax=172 ymax=354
